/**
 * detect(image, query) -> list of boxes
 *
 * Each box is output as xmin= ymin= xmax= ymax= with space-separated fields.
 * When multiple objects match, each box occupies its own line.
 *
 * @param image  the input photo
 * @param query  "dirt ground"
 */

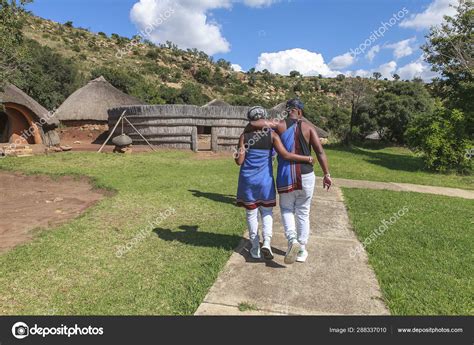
xmin=0 ymin=172 xmax=106 ymax=253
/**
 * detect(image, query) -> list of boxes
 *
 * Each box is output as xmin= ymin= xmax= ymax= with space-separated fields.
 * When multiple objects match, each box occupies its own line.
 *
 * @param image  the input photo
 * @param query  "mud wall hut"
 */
xmin=0 ymin=83 xmax=60 ymax=147
xmin=108 ymin=102 xmax=329 ymax=152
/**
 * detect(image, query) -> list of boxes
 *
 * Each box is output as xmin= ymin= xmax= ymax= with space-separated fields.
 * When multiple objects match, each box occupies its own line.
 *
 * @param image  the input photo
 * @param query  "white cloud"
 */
xmin=329 ymin=52 xmax=355 ymax=69
xmin=366 ymin=45 xmax=380 ymax=62
xmin=347 ymin=61 xmax=397 ymax=79
xmin=130 ymin=0 xmax=278 ymax=55
xmin=231 ymin=63 xmax=243 ymax=72
xmin=385 ymin=37 xmax=417 ymax=59
xmin=396 ymin=56 xmax=439 ymax=81
xmin=400 ymin=0 xmax=458 ymax=29
xmin=378 ymin=61 xmax=398 ymax=79
xmin=243 ymin=0 xmax=279 ymax=7
xmin=255 ymin=48 xmax=339 ymax=77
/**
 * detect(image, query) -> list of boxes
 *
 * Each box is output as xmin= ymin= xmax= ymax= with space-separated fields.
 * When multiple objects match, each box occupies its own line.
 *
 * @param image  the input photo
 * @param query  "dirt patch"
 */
xmin=0 ymin=172 xmax=108 ymax=253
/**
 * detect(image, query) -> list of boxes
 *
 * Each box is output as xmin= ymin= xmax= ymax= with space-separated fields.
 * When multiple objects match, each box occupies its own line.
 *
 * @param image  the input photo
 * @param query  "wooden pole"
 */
xmin=123 ymin=116 xmax=157 ymax=152
xmin=98 ymin=111 xmax=126 ymax=153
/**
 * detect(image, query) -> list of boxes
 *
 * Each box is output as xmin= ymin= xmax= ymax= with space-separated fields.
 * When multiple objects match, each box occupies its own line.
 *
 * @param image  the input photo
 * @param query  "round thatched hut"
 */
xmin=55 ymin=76 xmax=145 ymax=127
xmin=0 ymin=83 xmax=60 ymax=147
xmin=108 ymin=102 xmax=329 ymax=152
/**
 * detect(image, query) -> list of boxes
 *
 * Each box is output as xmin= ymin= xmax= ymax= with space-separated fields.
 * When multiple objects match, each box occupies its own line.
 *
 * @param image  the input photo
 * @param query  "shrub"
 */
xmin=146 ymin=49 xmax=160 ymax=60
xmin=194 ymin=67 xmax=212 ymax=84
xmin=407 ymin=103 xmax=472 ymax=174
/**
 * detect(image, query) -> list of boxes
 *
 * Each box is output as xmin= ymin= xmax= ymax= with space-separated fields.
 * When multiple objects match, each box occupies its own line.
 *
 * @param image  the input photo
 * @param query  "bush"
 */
xmin=407 ymin=103 xmax=472 ymax=174
xmin=178 ymin=82 xmax=210 ymax=105
xmin=194 ymin=67 xmax=212 ymax=84
xmin=146 ymin=49 xmax=160 ymax=60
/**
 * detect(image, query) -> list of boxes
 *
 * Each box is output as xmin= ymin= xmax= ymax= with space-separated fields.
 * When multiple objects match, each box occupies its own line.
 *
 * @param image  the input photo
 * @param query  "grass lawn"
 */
xmin=0 ymin=147 xmax=472 ymax=315
xmin=342 ymin=188 xmax=474 ymax=315
xmin=325 ymin=144 xmax=473 ymax=190
xmin=0 ymin=151 xmax=244 ymax=315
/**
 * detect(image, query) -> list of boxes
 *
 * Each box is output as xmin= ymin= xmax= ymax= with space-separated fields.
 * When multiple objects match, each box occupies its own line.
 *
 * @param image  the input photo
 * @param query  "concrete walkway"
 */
xmin=195 ymin=184 xmax=390 ymax=316
xmin=335 ymin=178 xmax=474 ymax=199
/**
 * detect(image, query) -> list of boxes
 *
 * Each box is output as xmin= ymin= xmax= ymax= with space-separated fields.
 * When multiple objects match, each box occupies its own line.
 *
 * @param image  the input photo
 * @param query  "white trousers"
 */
xmin=279 ymin=173 xmax=316 ymax=246
xmin=246 ymin=206 xmax=273 ymax=246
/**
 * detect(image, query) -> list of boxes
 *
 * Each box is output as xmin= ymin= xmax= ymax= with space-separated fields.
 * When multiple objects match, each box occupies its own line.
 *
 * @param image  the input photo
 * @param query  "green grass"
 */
xmin=342 ymin=188 xmax=474 ymax=315
xmin=0 ymin=151 xmax=244 ymax=315
xmin=325 ymin=144 xmax=473 ymax=190
xmin=0 ymin=147 xmax=472 ymax=315
xmin=238 ymin=302 xmax=258 ymax=312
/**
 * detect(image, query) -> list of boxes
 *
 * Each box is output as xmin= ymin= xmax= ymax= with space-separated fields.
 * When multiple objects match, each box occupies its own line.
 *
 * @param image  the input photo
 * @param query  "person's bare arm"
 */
xmin=272 ymin=132 xmax=314 ymax=165
xmin=248 ymin=119 xmax=286 ymax=134
xmin=234 ymin=134 xmax=246 ymax=166
xmin=308 ymin=125 xmax=332 ymax=190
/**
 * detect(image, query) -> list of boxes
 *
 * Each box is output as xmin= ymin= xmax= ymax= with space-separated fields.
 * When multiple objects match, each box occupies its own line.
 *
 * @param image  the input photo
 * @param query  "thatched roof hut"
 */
xmin=0 ymin=83 xmax=60 ymax=146
xmin=55 ymin=76 xmax=145 ymax=122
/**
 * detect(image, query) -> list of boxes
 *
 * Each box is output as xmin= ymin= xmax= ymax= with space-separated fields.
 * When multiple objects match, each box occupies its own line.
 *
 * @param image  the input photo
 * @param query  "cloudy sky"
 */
xmin=28 ymin=0 xmax=459 ymax=80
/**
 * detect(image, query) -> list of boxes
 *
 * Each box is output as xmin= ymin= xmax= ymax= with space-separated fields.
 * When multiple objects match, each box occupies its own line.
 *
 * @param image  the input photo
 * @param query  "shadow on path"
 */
xmin=154 ymin=225 xmax=287 ymax=268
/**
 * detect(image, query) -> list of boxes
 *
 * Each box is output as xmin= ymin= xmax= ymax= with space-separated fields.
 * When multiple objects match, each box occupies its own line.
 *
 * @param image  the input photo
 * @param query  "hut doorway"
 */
xmin=0 ymin=105 xmax=42 ymax=145
xmin=0 ymin=112 xmax=8 ymax=143
xmin=197 ymin=126 xmax=212 ymax=151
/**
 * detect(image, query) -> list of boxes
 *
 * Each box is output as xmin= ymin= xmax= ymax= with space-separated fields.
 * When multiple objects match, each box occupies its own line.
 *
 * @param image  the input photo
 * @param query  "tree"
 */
xmin=64 ymin=20 xmax=73 ymax=28
xmin=336 ymin=74 xmax=345 ymax=81
xmin=393 ymin=73 xmax=401 ymax=81
xmin=343 ymin=77 xmax=374 ymax=143
xmin=216 ymin=58 xmax=231 ymax=70
xmin=372 ymin=81 xmax=434 ymax=143
xmin=407 ymin=102 xmax=472 ymax=173
xmin=12 ymin=39 xmax=82 ymax=109
xmin=0 ymin=0 xmax=32 ymax=88
xmin=372 ymin=72 xmax=382 ymax=80
xmin=422 ymin=0 xmax=473 ymax=138
xmin=289 ymin=70 xmax=302 ymax=78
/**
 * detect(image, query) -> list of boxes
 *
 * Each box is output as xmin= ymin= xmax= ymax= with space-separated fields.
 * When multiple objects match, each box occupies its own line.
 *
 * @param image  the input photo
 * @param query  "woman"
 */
xmin=235 ymin=106 xmax=314 ymax=260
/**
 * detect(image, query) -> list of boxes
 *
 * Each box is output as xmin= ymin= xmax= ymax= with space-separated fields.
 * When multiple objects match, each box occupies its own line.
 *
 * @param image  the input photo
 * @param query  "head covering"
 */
xmin=286 ymin=98 xmax=304 ymax=111
xmin=247 ymin=106 xmax=268 ymax=121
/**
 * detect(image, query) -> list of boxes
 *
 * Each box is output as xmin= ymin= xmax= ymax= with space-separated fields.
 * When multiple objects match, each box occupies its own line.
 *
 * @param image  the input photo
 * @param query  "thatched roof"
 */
xmin=203 ymin=99 xmax=230 ymax=107
xmin=55 ymin=76 xmax=145 ymax=121
xmin=0 ymin=83 xmax=59 ymax=128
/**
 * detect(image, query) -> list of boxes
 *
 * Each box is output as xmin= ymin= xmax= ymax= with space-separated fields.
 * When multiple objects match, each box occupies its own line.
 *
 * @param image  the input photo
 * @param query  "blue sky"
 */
xmin=27 ymin=0 xmax=458 ymax=80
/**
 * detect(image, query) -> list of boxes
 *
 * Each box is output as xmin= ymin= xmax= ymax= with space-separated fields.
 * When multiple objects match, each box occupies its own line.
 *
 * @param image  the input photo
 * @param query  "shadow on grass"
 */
xmin=327 ymin=144 xmax=424 ymax=173
xmin=154 ymin=225 xmax=287 ymax=268
xmin=188 ymin=189 xmax=236 ymax=205
xmin=154 ymin=225 xmax=241 ymax=250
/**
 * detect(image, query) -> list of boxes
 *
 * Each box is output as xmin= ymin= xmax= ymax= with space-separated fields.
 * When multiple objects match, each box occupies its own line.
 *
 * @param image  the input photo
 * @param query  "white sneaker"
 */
xmin=250 ymin=245 xmax=261 ymax=259
xmin=284 ymin=239 xmax=301 ymax=265
xmin=296 ymin=249 xmax=308 ymax=263
xmin=261 ymin=238 xmax=274 ymax=260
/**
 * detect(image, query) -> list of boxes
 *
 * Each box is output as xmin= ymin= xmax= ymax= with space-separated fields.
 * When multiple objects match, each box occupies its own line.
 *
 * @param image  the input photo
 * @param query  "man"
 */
xmin=248 ymin=99 xmax=332 ymax=264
